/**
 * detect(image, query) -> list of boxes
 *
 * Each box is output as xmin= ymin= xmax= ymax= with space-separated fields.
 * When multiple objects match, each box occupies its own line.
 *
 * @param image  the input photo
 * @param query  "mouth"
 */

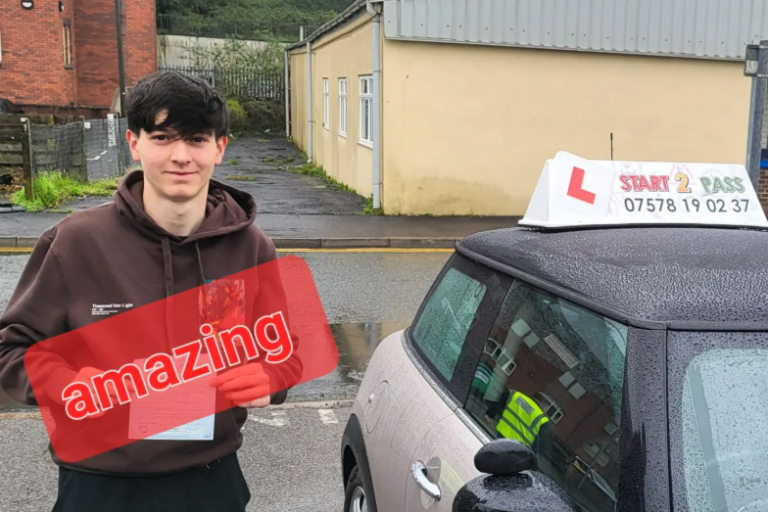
xmin=165 ymin=171 xmax=197 ymax=177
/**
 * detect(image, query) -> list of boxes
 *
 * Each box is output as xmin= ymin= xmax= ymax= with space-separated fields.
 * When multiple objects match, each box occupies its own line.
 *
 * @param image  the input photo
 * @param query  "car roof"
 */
xmin=456 ymin=226 xmax=768 ymax=328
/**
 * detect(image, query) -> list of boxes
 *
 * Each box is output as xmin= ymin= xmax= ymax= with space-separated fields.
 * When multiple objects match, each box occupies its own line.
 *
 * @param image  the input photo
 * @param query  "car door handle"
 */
xmin=410 ymin=461 xmax=441 ymax=501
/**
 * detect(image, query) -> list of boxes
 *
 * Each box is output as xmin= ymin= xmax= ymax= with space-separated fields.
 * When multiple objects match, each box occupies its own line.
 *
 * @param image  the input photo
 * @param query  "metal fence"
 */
xmin=27 ymin=116 xmax=132 ymax=183
xmin=83 ymin=116 xmax=133 ymax=181
xmin=30 ymin=121 xmax=87 ymax=180
xmin=158 ymin=65 xmax=285 ymax=102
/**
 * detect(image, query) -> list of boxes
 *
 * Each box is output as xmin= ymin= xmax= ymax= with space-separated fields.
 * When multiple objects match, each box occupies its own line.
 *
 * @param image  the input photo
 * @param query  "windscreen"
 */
xmin=668 ymin=331 xmax=768 ymax=512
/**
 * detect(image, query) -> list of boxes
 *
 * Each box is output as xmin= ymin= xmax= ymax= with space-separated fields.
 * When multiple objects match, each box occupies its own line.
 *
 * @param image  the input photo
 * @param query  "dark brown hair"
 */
xmin=126 ymin=71 xmax=228 ymax=139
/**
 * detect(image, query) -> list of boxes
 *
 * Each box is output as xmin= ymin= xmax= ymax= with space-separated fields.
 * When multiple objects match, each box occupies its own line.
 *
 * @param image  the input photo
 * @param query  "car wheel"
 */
xmin=344 ymin=466 xmax=369 ymax=512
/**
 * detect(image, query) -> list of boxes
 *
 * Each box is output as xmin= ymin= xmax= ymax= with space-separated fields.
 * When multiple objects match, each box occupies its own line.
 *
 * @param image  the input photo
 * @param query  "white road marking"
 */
xmin=269 ymin=399 xmax=353 ymax=409
xmin=249 ymin=410 xmax=288 ymax=427
xmin=318 ymin=409 xmax=339 ymax=424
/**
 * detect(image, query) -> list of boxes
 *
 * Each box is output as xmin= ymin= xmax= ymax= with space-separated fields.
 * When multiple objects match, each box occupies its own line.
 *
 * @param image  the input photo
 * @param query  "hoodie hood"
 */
xmin=114 ymin=170 xmax=257 ymax=243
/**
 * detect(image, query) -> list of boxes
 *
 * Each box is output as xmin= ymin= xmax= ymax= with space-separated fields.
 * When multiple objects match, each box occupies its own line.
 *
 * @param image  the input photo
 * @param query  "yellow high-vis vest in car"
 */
xmin=496 ymin=391 xmax=549 ymax=448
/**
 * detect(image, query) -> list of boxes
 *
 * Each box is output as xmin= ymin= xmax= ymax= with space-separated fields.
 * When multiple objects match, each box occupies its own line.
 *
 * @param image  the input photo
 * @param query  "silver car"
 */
xmin=340 ymin=225 xmax=768 ymax=512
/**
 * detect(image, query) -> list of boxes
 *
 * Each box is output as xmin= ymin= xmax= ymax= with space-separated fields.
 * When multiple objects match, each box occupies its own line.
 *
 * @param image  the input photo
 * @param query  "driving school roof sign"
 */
xmin=519 ymin=152 xmax=768 ymax=229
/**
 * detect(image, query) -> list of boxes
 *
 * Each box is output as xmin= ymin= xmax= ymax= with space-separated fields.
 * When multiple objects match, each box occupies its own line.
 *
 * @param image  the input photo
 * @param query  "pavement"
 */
xmin=0 ymin=135 xmax=521 ymax=250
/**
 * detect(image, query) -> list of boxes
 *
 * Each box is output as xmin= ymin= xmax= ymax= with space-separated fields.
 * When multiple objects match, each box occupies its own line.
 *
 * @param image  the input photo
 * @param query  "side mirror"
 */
xmin=474 ymin=438 xmax=535 ymax=475
xmin=453 ymin=440 xmax=578 ymax=512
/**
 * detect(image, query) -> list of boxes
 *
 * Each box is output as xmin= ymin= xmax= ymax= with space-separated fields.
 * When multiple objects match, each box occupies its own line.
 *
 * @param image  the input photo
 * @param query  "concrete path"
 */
xmin=214 ymin=136 xmax=366 ymax=215
xmin=0 ymin=135 xmax=522 ymax=249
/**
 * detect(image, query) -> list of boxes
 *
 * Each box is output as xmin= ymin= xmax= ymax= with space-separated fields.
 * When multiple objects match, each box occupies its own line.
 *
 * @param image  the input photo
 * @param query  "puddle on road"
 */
xmin=283 ymin=322 xmax=410 ymax=402
xmin=0 ymin=322 xmax=410 ymax=411
xmin=332 ymin=322 xmax=409 ymax=384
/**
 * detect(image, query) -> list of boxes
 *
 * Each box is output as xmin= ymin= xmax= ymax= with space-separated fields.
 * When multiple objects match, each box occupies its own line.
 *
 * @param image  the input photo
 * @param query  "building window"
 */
xmin=483 ymin=339 xmax=517 ymax=375
xmin=322 ymin=78 xmax=330 ymax=129
xmin=558 ymin=371 xmax=587 ymax=400
xmin=338 ymin=78 xmax=347 ymax=137
xmin=359 ymin=75 xmax=373 ymax=146
xmin=63 ymin=19 xmax=72 ymax=68
xmin=537 ymin=392 xmax=564 ymax=424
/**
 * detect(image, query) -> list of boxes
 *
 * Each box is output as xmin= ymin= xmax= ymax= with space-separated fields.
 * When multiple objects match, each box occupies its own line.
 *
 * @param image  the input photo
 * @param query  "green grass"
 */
xmin=226 ymin=174 xmax=257 ymax=181
xmin=288 ymin=163 xmax=386 ymax=214
xmin=364 ymin=195 xmax=384 ymax=216
xmin=227 ymin=159 xmax=241 ymax=165
xmin=290 ymin=163 xmax=359 ymax=195
xmin=258 ymin=138 xmax=269 ymax=144
xmin=261 ymin=156 xmax=278 ymax=164
xmin=12 ymin=172 xmax=119 ymax=212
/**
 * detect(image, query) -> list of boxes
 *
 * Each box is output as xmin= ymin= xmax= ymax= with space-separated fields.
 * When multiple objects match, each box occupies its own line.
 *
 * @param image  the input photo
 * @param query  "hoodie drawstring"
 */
xmin=161 ymin=236 xmax=174 ymax=350
xmin=194 ymin=241 xmax=205 ymax=286
xmin=160 ymin=237 xmax=207 ymax=351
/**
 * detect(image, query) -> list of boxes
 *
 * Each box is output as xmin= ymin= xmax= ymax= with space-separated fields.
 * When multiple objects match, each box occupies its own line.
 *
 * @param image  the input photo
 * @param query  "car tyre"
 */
xmin=344 ymin=466 xmax=371 ymax=512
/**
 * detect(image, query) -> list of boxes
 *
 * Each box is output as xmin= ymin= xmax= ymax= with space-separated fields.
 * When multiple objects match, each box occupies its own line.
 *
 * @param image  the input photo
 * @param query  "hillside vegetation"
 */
xmin=157 ymin=0 xmax=355 ymax=41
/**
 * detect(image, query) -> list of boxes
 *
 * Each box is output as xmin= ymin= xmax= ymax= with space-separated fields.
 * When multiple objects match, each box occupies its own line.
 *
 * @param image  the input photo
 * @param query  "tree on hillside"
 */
xmin=157 ymin=0 xmax=353 ymax=23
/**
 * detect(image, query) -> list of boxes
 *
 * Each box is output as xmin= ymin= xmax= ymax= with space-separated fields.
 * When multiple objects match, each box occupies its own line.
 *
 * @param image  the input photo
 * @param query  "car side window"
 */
xmin=411 ymin=267 xmax=487 ymax=381
xmin=465 ymin=282 xmax=628 ymax=512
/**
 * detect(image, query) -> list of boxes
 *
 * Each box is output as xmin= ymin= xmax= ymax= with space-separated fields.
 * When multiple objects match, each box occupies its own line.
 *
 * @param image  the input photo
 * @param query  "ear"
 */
xmin=126 ymin=129 xmax=142 ymax=162
xmin=214 ymin=135 xmax=229 ymax=165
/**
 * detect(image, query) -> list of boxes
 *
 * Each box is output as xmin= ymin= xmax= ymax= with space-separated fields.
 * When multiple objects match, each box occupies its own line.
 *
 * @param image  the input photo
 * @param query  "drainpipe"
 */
xmin=306 ymin=40 xmax=313 ymax=163
xmin=367 ymin=0 xmax=382 ymax=209
xmin=284 ymin=49 xmax=290 ymax=138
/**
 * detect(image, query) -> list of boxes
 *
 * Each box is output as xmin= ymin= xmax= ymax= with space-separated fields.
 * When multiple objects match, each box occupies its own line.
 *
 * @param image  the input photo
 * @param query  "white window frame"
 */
xmin=338 ymin=78 xmax=347 ymax=137
xmin=358 ymin=75 xmax=373 ymax=147
xmin=322 ymin=78 xmax=330 ymax=130
xmin=538 ymin=392 xmax=564 ymax=424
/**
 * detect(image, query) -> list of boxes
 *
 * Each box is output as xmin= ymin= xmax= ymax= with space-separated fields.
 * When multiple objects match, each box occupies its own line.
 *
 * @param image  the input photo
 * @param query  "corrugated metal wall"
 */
xmin=383 ymin=0 xmax=768 ymax=60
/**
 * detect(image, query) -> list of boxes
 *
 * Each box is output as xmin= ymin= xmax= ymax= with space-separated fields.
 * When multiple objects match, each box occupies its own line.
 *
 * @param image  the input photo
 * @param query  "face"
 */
xmin=127 ymin=110 xmax=228 ymax=202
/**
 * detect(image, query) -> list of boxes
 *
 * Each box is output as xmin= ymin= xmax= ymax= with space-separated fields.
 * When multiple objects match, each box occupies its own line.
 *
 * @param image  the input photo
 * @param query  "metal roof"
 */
xmin=456 ymin=227 xmax=768 ymax=326
xmin=287 ymin=0 xmax=369 ymax=50
xmin=383 ymin=0 xmax=768 ymax=60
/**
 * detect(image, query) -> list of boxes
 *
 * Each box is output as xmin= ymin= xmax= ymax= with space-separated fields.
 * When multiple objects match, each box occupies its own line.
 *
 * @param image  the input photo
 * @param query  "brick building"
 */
xmin=0 ymin=0 xmax=156 ymax=118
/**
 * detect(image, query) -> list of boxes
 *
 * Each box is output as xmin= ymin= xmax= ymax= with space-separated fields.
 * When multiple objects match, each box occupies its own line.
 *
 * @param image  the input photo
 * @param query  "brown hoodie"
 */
xmin=0 ymin=170 xmax=300 ymax=475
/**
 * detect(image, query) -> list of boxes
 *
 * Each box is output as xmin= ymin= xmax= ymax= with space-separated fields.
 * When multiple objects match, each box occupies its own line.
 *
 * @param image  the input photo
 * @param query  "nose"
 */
xmin=170 ymin=140 xmax=192 ymax=166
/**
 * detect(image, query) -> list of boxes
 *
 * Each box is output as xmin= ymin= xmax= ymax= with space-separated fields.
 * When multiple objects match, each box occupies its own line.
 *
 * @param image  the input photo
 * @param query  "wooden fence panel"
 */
xmin=0 ymin=117 xmax=33 ymax=198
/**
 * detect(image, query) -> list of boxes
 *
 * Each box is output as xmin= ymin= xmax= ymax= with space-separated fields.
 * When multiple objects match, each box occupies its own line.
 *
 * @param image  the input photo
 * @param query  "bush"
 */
xmin=241 ymin=98 xmax=284 ymax=133
xmin=226 ymin=98 xmax=248 ymax=134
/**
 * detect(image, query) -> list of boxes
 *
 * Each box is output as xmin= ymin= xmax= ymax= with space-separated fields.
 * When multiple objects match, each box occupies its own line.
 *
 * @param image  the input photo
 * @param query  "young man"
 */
xmin=0 ymin=72 xmax=300 ymax=511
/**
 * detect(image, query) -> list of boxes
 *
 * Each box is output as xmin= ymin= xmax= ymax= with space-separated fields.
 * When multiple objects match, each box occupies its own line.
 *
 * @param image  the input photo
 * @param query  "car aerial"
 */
xmin=339 ymin=152 xmax=768 ymax=512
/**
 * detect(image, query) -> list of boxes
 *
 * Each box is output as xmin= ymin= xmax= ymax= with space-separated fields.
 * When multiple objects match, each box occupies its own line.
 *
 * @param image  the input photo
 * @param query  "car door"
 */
xmin=458 ymin=280 xmax=630 ymax=511
xmin=366 ymin=252 xmax=503 ymax=512
xmin=400 ymin=258 xmax=510 ymax=512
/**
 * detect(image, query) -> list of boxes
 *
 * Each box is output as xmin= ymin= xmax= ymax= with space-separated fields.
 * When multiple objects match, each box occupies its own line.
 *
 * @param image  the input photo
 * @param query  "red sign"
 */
xmin=25 ymin=256 xmax=337 ymax=463
xmin=567 ymin=166 xmax=596 ymax=205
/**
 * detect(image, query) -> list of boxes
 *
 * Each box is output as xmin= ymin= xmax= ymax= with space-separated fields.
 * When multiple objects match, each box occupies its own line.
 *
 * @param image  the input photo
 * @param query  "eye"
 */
xmin=192 ymin=137 xmax=208 ymax=143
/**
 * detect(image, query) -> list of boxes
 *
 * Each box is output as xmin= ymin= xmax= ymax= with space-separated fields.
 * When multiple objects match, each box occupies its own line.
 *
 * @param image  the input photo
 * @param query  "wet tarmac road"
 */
xmin=0 ymin=250 xmax=452 ymax=408
xmin=0 ymin=250 xmax=452 ymax=512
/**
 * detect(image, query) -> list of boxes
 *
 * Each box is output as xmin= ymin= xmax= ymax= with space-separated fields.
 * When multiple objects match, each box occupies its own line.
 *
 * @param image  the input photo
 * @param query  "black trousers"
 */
xmin=52 ymin=453 xmax=251 ymax=512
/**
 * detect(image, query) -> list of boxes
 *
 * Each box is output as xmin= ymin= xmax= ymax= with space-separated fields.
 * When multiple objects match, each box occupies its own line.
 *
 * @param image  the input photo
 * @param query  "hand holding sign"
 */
xmin=210 ymin=363 xmax=272 ymax=408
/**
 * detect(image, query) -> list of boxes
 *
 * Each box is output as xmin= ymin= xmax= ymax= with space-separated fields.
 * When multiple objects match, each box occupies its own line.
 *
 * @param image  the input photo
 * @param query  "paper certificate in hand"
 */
xmin=128 ymin=354 xmax=216 ymax=441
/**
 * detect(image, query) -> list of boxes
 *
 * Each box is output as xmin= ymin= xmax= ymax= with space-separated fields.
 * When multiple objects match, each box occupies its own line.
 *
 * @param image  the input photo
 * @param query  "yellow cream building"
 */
xmin=287 ymin=0 xmax=767 ymax=216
